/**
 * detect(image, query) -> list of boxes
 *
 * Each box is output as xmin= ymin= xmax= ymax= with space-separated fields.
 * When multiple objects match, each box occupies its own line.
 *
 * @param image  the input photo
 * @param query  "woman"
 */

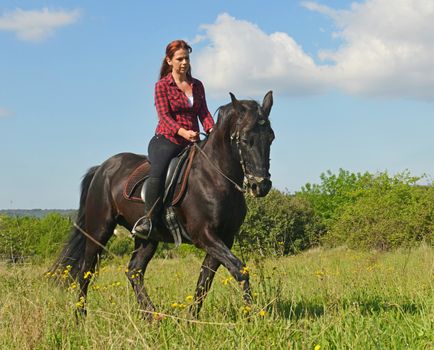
xmin=133 ymin=40 xmax=215 ymax=236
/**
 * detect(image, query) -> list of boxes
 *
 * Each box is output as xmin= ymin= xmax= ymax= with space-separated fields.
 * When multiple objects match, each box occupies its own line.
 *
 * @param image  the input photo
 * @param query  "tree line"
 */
xmin=0 ymin=169 xmax=432 ymax=262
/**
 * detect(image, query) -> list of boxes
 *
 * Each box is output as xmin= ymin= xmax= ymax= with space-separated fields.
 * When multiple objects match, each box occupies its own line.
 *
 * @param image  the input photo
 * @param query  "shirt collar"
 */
xmin=163 ymin=73 xmax=196 ymax=87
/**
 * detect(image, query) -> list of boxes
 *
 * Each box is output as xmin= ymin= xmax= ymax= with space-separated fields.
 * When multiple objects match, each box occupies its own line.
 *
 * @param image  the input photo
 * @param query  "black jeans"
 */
xmin=148 ymin=135 xmax=184 ymax=179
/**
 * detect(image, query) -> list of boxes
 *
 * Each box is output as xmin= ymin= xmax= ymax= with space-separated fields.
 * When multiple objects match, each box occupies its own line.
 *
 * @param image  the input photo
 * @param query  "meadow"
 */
xmin=1 ymin=245 xmax=432 ymax=349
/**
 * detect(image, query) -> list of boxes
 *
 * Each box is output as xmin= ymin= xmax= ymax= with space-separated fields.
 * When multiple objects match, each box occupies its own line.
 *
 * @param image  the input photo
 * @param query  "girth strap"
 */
xmin=171 ymin=145 xmax=197 ymax=206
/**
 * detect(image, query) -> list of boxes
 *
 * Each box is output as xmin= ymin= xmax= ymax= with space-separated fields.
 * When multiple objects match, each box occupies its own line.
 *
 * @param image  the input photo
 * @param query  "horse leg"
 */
xmin=76 ymin=211 xmax=116 ymax=319
xmin=126 ymin=238 xmax=159 ymax=320
xmin=76 ymin=239 xmax=107 ymax=318
xmin=199 ymin=231 xmax=252 ymax=304
xmin=191 ymin=254 xmax=221 ymax=318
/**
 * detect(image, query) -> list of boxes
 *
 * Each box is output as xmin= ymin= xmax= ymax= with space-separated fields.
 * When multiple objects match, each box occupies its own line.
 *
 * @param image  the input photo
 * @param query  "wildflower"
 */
xmin=242 ymin=305 xmax=251 ymax=314
xmin=314 ymin=345 xmax=321 ymax=350
xmin=84 ymin=271 xmax=92 ymax=279
xmin=222 ymin=277 xmax=233 ymax=285
xmin=258 ymin=309 xmax=266 ymax=317
xmin=185 ymin=295 xmax=194 ymax=303
xmin=171 ymin=303 xmax=179 ymax=308
xmin=315 ymin=270 xmax=325 ymax=278
xmin=44 ymin=272 xmax=52 ymax=278
xmin=241 ymin=266 xmax=250 ymax=275
xmin=76 ymin=297 xmax=85 ymax=309
xmin=178 ymin=303 xmax=187 ymax=309
xmin=69 ymin=282 xmax=77 ymax=290
xmin=253 ymin=292 xmax=258 ymax=297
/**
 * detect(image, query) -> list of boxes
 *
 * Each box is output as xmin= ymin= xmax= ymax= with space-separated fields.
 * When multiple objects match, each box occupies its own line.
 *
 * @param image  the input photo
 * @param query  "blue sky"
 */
xmin=1 ymin=0 xmax=433 ymax=209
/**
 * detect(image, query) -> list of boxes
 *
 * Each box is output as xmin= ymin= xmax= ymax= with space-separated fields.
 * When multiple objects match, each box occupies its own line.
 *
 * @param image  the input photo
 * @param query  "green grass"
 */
xmin=0 ymin=246 xmax=432 ymax=349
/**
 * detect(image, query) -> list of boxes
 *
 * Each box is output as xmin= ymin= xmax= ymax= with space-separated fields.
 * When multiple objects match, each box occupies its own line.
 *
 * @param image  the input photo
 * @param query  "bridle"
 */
xmin=230 ymin=119 xmax=271 ymax=187
xmin=194 ymin=118 xmax=270 ymax=193
xmin=193 ymin=141 xmax=245 ymax=193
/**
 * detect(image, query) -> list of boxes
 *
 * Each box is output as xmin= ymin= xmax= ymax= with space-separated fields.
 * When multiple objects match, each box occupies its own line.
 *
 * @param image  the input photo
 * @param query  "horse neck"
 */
xmin=199 ymin=123 xmax=244 ymax=185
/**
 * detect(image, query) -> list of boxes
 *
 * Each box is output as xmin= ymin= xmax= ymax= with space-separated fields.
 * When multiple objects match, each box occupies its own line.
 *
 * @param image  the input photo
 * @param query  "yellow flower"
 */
xmin=241 ymin=266 xmax=250 ymax=275
xmin=242 ymin=305 xmax=251 ymax=314
xmin=258 ymin=309 xmax=266 ymax=317
xmin=314 ymin=345 xmax=321 ymax=350
xmin=222 ymin=277 xmax=233 ymax=285
xmin=185 ymin=295 xmax=194 ymax=303
xmin=315 ymin=270 xmax=325 ymax=278
xmin=84 ymin=271 xmax=92 ymax=279
xmin=76 ymin=297 xmax=85 ymax=309
xmin=171 ymin=303 xmax=179 ymax=308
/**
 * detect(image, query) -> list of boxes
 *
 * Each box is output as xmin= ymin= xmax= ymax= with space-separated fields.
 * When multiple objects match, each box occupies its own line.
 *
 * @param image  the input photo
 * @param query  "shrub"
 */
xmin=325 ymin=173 xmax=433 ymax=249
xmin=238 ymin=189 xmax=318 ymax=257
xmin=0 ymin=213 xmax=71 ymax=262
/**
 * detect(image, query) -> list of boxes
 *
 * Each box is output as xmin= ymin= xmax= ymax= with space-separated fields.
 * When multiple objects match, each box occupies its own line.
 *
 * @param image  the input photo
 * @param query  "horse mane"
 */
xmin=214 ymin=99 xmax=262 ymax=130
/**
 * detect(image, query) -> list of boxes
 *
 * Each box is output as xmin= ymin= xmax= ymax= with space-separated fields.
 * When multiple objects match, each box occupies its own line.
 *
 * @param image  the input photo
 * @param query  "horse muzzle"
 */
xmin=245 ymin=175 xmax=272 ymax=197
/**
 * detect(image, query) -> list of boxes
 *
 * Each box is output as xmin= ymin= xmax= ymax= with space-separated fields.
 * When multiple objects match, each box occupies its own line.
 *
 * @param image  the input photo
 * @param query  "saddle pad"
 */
xmin=123 ymin=161 xmax=150 ymax=202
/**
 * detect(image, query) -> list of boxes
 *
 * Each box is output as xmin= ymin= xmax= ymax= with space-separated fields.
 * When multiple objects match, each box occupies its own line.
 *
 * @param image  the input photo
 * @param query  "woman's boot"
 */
xmin=132 ymin=177 xmax=163 ymax=238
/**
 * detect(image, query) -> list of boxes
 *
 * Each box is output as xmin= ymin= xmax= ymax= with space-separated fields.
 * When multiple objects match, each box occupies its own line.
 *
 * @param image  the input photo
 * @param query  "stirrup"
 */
xmin=132 ymin=216 xmax=153 ymax=239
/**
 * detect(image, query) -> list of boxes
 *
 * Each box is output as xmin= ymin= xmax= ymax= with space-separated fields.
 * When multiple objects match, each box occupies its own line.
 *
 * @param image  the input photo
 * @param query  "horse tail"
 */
xmin=49 ymin=166 xmax=100 ymax=283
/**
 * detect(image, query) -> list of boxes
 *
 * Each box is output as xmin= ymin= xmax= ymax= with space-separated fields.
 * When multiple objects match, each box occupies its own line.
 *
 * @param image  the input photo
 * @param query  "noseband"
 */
xmin=230 ymin=129 xmax=270 ymax=186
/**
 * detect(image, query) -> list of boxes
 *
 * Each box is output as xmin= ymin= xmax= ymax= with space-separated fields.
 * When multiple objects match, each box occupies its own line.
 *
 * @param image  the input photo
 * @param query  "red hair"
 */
xmin=159 ymin=40 xmax=193 ymax=79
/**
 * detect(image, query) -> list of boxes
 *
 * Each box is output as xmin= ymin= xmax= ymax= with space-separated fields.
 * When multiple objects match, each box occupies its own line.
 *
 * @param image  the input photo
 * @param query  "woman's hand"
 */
xmin=178 ymin=128 xmax=199 ymax=142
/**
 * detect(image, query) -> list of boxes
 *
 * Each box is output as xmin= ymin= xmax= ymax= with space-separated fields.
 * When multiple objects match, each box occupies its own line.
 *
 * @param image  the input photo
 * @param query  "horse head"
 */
xmin=229 ymin=91 xmax=275 ymax=197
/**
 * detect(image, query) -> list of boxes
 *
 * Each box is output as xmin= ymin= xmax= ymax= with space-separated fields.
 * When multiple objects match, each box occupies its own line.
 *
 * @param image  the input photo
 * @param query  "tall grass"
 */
xmin=0 ymin=246 xmax=432 ymax=349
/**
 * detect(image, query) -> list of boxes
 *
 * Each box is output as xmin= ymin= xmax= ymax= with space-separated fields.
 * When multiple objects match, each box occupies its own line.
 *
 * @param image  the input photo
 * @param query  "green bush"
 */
xmin=0 ymin=213 xmax=71 ymax=262
xmin=238 ymin=189 xmax=318 ymax=257
xmin=325 ymin=173 xmax=433 ymax=249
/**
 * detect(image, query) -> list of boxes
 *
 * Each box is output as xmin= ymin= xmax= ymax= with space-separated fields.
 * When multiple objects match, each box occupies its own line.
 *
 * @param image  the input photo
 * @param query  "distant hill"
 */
xmin=0 ymin=209 xmax=77 ymax=219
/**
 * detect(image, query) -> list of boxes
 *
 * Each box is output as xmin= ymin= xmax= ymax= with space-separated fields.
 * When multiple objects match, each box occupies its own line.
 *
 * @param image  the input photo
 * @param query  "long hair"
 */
xmin=159 ymin=40 xmax=193 ymax=79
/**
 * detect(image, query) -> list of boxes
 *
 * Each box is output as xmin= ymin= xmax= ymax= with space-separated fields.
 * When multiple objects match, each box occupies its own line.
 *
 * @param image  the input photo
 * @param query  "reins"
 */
xmin=194 ymin=136 xmax=245 ymax=193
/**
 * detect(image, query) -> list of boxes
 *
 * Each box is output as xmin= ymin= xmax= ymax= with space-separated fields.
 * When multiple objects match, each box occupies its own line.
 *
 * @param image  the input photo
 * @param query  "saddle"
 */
xmin=123 ymin=146 xmax=197 ymax=245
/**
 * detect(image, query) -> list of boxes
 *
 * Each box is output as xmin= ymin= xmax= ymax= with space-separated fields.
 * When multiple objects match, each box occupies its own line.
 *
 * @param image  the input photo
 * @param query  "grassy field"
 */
xmin=0 ymin=246 xmax=432 ymax=349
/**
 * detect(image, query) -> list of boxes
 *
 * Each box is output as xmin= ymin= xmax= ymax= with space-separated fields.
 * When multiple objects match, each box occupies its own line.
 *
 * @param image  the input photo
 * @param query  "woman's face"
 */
xmin=167 ymin=48 xmax=190 ymax=76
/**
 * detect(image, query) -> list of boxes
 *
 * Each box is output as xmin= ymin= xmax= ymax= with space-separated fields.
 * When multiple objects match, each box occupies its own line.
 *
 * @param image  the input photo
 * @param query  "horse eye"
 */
xmin=241 ymin=137 xmax=254 ymax=147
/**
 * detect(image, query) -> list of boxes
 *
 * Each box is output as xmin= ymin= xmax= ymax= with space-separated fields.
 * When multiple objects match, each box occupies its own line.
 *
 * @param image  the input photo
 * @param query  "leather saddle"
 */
xmin=124 ymin=146 xmax=197 ymax=246
xmin=124 ymin=146 xmax=195 ymax=206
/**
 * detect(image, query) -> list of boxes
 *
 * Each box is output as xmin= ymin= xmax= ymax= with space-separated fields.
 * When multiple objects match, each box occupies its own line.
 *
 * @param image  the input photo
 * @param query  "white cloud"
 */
xmin=0 ymin=8 xmax=80 ymax=42
xmin=194 ymin=1 xmax=434 ymax=101
xmin=308 ymin=0 xmax=434 ymax=100
xmin=194 ymin=13 xmax=328 ymax=98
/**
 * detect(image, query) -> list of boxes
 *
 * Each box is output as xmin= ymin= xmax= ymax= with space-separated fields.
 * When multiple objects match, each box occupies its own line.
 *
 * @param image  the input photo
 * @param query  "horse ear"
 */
xmin=229 ymin=92 xmax=242 ymax=115
xmin=262 ymin=90 xmax=273 ymax=118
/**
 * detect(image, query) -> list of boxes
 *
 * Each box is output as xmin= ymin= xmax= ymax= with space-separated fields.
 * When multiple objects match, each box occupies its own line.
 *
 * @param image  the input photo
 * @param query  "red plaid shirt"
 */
xmin=154 ymin=73 xmax=215 ymax=145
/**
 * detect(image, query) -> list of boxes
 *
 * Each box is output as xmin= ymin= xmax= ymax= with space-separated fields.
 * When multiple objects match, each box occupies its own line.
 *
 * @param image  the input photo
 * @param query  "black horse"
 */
xmin=51 ymin=91 xmax=274 ymax=318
